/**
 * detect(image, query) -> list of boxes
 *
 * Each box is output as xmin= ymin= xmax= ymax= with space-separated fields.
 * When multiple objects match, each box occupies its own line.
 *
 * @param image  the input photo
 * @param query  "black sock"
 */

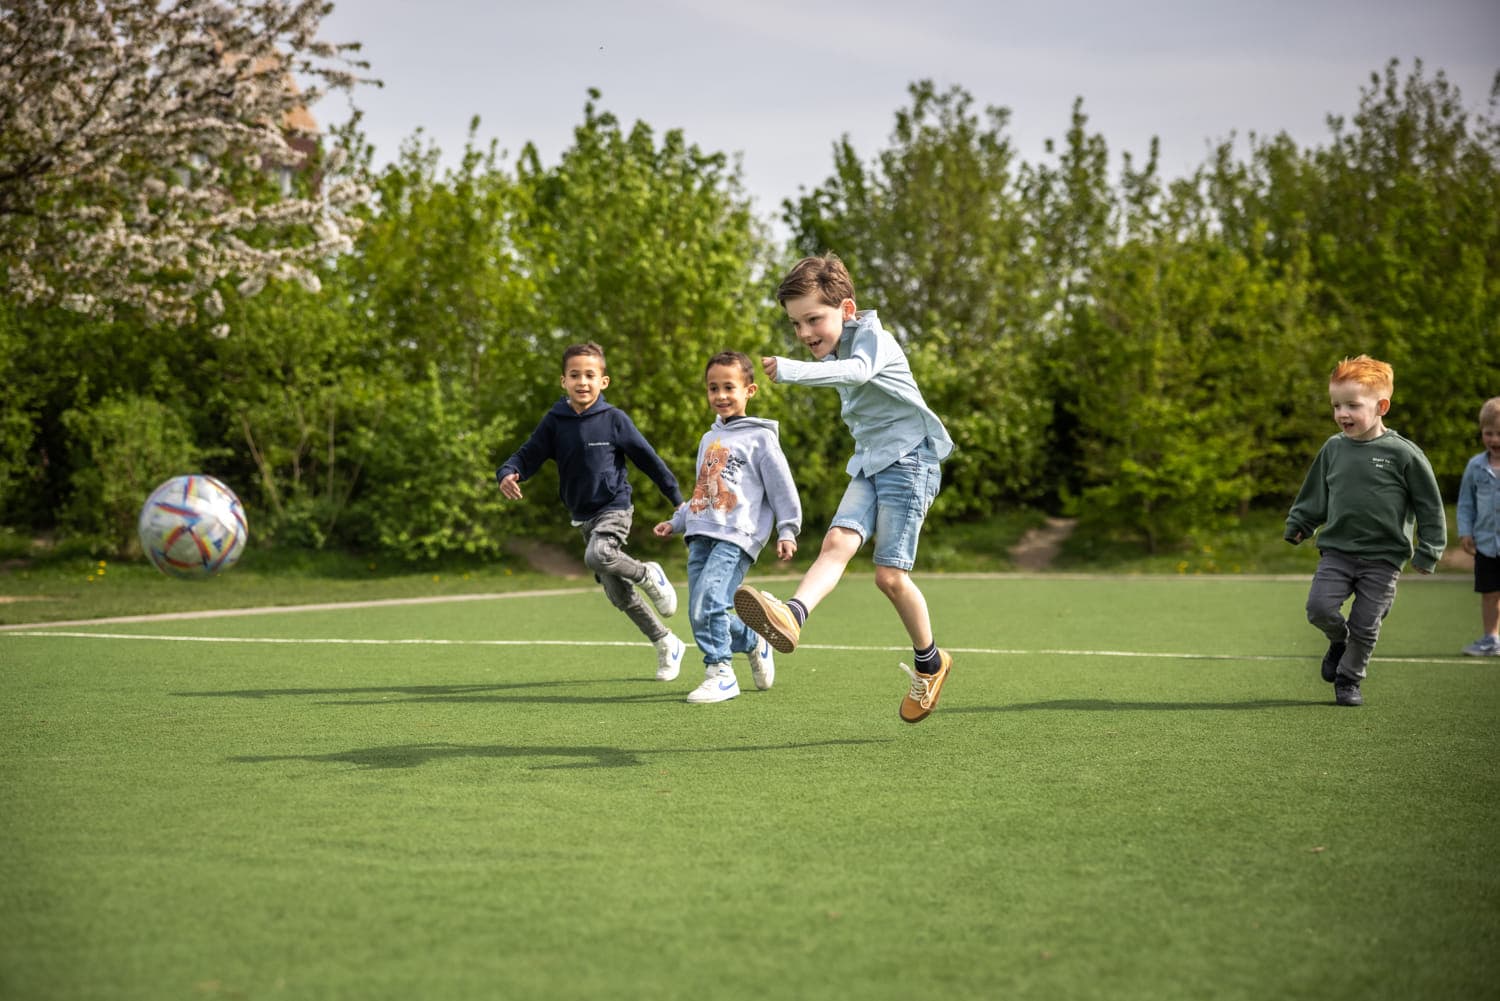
xmin=914 ymin=643 xmax=940 ymax=675
xmin=787 ymin=598 xmax=808 ymax=627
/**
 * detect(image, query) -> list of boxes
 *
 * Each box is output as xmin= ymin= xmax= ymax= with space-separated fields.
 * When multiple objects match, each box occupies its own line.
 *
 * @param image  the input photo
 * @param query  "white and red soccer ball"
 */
xmin=138 ymin=475 xmax=248 ymax=578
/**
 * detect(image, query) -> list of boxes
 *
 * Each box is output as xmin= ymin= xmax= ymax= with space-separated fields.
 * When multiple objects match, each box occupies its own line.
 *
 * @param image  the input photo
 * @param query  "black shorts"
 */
xmin=1476 ymin=550 xmax=1500 ymax=593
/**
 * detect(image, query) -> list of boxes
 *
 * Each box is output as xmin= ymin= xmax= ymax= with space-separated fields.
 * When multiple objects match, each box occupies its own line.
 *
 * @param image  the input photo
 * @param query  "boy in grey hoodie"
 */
xmin=654 ymin=351 xmax=802 ymax=703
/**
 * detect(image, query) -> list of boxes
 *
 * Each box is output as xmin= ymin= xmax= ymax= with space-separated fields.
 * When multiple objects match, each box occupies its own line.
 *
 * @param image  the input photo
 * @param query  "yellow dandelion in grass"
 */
xmin=432 ymin=575 xmax=440 ymax=582
xmin=1176 ymin=561 xmax=1189 ymax=574
xmin=504 ymin=568 xmax=513 ymax=576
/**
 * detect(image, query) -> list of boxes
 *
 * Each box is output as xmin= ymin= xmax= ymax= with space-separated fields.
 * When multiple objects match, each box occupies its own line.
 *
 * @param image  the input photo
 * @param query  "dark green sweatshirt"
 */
xmin=1284 ymin=429 xmax=1446 ymax=572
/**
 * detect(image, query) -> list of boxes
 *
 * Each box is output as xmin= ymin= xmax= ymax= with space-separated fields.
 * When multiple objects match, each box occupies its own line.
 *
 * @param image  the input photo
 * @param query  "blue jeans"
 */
xmin=686 ymin=537 xmax=756 ymax=666
xmin=830 ymin=440 xmax=942 ymax=570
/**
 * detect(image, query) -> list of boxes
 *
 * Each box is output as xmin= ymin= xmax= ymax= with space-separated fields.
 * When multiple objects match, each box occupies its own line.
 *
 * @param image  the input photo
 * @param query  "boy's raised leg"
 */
xmin=734 ymin=528 xmax=862 ymax=654
xmin=734 ymin=587 xmax=801 ymax=654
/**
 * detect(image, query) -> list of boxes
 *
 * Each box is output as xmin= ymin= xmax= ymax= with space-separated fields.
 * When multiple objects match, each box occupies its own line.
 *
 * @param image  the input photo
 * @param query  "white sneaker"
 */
xmin=638 ymin=561 xmax=678 ymax=618
xmin=653 ymin=632 xmax=685 ymax=681
xmin=748 ymin=631 xmax=775 ymax=690
xmin=1462 ymin=634 xmax=1500 ymax=656
xmin=686 ymin=664 xmax=739 ymax=704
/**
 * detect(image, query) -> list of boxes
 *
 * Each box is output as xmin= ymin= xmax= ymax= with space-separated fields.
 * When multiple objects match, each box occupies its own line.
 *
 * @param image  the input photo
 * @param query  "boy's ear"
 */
xmin=746 ymin=381 xmax=758 ymax=398
xmin=840 ymin=298 xmax=856 ymax=320
xmin=1377 ymin=397 xmax=1391 ymax=416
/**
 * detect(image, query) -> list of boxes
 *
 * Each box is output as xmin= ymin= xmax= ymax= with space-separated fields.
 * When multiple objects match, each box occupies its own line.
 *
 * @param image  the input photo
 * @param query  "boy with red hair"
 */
xmin=1285 ymin=355 xmax=1446 ymax=705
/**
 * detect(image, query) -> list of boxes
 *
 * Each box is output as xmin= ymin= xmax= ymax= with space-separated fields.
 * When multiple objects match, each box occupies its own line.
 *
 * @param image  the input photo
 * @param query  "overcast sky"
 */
xmin=318 ymin=0 xmax=1498 ymax=223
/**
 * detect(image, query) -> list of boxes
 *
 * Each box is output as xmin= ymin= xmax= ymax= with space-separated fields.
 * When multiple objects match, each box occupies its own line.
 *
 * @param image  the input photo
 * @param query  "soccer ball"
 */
xmin=138 ymin=475 xmax=248 ymax=578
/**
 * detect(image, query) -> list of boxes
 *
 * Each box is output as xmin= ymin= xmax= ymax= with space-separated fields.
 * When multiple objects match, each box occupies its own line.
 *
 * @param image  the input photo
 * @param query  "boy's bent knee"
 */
xmin=821 ymin=527 xmax=862 ymax=557
xmin=585 ymin=535 xmax=624 ymax=572
xmin=874 ymin=565 xmax=910 ymax=595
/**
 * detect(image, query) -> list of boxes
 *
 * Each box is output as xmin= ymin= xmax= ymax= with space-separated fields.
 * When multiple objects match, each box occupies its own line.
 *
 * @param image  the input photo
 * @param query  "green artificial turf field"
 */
xmin=2 ymin=574 xmax=1495 ymax=1000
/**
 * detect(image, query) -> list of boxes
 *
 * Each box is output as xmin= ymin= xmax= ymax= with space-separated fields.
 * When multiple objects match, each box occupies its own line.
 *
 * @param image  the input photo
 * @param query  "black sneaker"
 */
xmin=1334 ymin=681 xmax=1363 ymax=707
xmin=1321 ymin=641 xmax=1346 ymax=684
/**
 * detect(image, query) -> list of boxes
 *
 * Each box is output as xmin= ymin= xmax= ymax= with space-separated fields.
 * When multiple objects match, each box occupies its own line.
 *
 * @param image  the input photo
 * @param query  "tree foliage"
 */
xmin=2 ymin=60 xmax=1495 ymax=561
xmin=0 ymin=0 xmax=371 ymax=326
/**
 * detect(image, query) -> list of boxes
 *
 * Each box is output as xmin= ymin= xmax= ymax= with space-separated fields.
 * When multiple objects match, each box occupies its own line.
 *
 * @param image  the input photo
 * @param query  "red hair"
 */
xmin=1329 ymin=355 xmax=1393 ymax=397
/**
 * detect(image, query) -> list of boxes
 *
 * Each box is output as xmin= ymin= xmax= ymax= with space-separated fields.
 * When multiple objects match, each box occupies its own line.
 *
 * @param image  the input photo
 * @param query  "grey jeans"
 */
xmin=1305 ymin=549 xmax=1402 ymax=682
xmin=577 ymin=507 xmax=667 ymax=643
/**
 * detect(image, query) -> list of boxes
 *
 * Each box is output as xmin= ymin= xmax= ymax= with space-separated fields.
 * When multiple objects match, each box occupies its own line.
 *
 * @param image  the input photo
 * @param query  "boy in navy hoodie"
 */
xmin=654 ymin=351 xmax=802 ymax=704
xmin=497 ymin=342 xmax=688 ymax=681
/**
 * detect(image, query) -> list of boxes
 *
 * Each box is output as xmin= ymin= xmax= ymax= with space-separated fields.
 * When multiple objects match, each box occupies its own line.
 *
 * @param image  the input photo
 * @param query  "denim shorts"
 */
xmin=830 ymin=440 xmax=942 ymax=570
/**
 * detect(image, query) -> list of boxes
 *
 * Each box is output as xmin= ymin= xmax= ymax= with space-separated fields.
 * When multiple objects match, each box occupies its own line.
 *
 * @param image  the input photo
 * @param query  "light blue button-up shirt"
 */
xmin=1457 ymin=452 xmax=1500 ymax=557
xmin=773 ymin=310 xmax=953 ymax=478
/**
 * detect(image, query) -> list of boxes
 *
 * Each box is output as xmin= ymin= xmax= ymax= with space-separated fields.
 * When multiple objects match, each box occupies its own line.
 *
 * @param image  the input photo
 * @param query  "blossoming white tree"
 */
xmin=0 ymin=0 xmax=373 ymax=327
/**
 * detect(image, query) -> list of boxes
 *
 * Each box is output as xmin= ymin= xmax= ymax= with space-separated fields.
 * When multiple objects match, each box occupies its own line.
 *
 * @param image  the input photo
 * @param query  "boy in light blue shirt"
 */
xmin=1457 ymin=396 xmax=1500 ymax=656
xmin=734 ymin=254 xmax=955 ymax=724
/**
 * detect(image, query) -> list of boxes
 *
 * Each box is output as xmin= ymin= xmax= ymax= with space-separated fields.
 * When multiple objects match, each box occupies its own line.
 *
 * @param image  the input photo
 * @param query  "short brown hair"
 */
xmin=705 ymin=350 xmax=754 ymax=382
xmin=562 ymin=342 xmax=606 ymax=372
xmin=1329 ymin=355 xmax=1393 ymax=397
xmin=776 ymin=253 xmax=856 ymax=307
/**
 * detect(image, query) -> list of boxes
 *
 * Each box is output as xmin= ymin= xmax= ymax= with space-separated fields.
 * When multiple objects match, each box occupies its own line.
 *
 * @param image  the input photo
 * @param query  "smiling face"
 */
xmin=782 ymin=293 xmax=855 ymax=360
xmin=1483 ymin=421 xmax=1500 ymax=461
xmin=1328 ymin=379 xmax=1389 ymax=441
xmin=560 ymin=351 xmax=609 ymax=413
xmin=705 ymin=361 xmax=756 ymax=420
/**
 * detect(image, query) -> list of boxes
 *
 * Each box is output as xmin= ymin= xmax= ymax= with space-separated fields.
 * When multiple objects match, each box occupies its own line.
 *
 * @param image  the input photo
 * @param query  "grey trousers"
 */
xmin=1305 ymin=549 xmax=1401 ymax=682
xmin=577 ymin=507 xmax=667 ymax=643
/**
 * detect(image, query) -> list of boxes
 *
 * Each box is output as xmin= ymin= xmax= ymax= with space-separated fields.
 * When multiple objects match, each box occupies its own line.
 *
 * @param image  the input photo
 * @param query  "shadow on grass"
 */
xmin=174 ymin=679 xmax=681 ymax=706
xmin=229 ymin=737 xmax=890 ymax=771
xmin=948 ymin=697 xmax=1325 ymax=713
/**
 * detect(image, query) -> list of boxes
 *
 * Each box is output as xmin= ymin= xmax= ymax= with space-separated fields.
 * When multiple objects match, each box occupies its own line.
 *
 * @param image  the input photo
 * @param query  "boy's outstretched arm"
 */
xmin=616 ymin=412 xmax=685 ymax=508
xmin=771 ymin=322 xmax=885 ymax=387
xmin=495 ymin=417 xmax=555 ymax=501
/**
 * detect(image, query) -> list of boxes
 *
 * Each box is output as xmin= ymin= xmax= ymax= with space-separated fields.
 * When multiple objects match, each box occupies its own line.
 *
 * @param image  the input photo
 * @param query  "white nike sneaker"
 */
xmin=638 ymin=561 xmax=678 ymax=618
xmin=747 ymin=631 xmax=775 ymax=690
xmin=686 ymin=664 xmax=740 ymax=704
xmin=653 ymin=632 xmax=684 ymax=681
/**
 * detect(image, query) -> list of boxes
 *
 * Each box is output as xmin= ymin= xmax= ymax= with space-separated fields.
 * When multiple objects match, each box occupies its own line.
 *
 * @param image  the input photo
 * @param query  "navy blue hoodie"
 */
xmin=496 ymin=395 xmax=683 ymax=522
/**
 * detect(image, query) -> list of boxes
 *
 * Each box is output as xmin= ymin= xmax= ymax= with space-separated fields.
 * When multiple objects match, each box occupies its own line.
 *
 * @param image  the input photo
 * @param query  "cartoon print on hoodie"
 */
xmin=690 ymin=438 xmax=739 ymax=515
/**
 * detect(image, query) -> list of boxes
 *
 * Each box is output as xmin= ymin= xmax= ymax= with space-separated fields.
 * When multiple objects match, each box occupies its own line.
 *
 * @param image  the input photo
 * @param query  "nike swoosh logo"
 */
xmin=718 ymin=680 xmax=736 ymax=690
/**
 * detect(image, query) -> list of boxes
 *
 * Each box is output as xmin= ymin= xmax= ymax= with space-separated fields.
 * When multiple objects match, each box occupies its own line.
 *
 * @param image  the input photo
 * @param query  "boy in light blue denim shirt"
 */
xmin=1457 ymin=396 xmax=1500 ymax=656
xmin=735 ymin=254 xmax=956 ymax=724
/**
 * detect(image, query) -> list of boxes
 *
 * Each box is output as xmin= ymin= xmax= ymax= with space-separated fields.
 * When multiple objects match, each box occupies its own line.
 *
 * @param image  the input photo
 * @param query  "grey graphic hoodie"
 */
xmin=668 ymin=415 xmax=802 ymax=561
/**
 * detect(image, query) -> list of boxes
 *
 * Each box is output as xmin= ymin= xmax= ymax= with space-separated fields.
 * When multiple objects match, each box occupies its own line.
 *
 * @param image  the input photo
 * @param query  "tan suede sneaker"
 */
xmin=898 ymin=651 xmax=952 ymax=724
xmin=733 ymin=586 xmax=801 ymax=654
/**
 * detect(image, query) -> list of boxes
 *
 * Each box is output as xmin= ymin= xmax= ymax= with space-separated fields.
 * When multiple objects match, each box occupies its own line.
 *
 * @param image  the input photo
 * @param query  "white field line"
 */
xmin=0 ymin=587 xmax=595 ymax=632
xmin=0 ymin=571 xmax=1465 ymax=634
xmin=0 ymin=629 xmax=1470 ymax=666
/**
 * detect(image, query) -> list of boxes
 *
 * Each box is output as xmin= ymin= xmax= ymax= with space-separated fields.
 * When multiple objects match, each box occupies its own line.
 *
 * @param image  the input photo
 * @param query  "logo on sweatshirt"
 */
xmin=1369 ymin=456 xmax=1394 ymax=471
